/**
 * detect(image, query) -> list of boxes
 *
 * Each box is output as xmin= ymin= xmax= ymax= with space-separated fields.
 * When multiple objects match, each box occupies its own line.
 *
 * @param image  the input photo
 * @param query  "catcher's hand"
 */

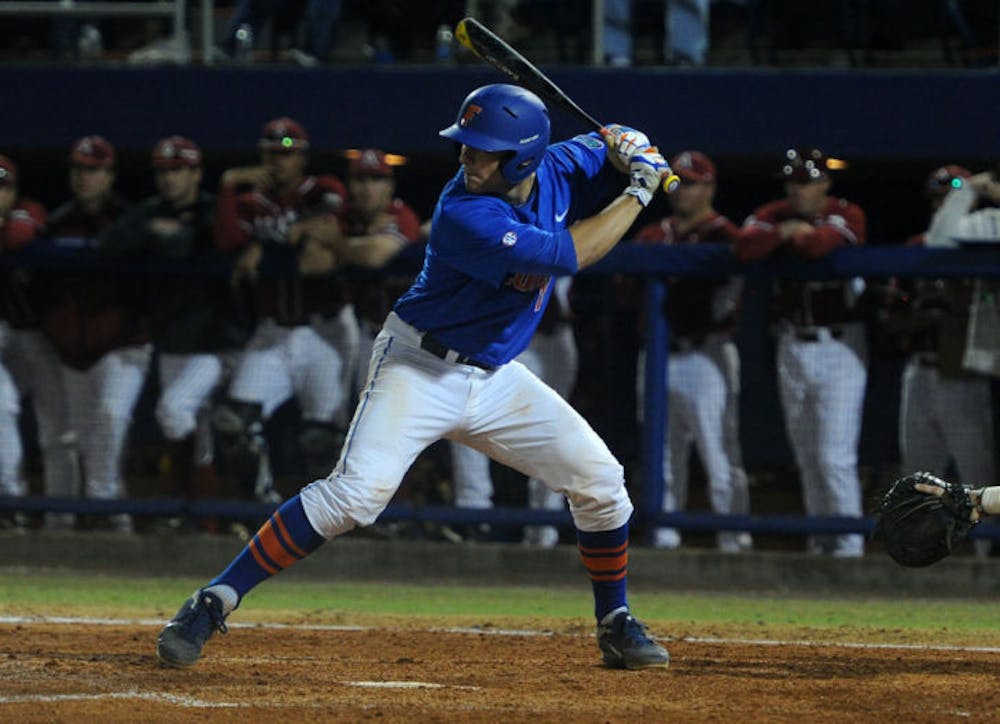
xmin=874 ymin=471 xmax=979 ymax=567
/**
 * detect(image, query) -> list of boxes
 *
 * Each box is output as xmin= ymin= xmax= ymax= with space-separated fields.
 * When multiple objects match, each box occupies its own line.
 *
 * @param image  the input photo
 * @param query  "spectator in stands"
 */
xmin=212 ymin=117 xmax=355 ymax=500
xmin=632 ymin=150 xmax=751 ymax=552
xmin=735 ymin=147 xmax=868 ymax=557
xmin=0 ymin=154 xmax=47 ymax=529
xmin=604 ymin=0 xmax=711 ymax=66
xmin=221 ymin=0 xmax=344 ymax=65
xmin=99 ymin=136 xmax=253 ymax=530
xmin=43 ymin=135 xmax=150 ymax=532
xmin=450 ymin=276 xmax=577 ymax=547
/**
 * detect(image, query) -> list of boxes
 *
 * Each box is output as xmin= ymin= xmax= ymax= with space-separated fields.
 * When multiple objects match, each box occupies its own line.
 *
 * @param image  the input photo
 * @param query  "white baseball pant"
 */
xmin=5 ymin=329 xmax=81 ymax=525
xmin=900 ymin=358 xmax=995 ymax=484
xmin=450 ymin=320 xmax=578 ymax=545
xmin=62 ymin=344 xmax=152 ymax=501
xmin=300 ymin=312 xmax=632 ymax=538
xmin=638 ymin=334 xmax=751 ymax=552
xmin=777 ymin=322 xmax=867 ymax=557
xmin=0 ymin=323 xmax=24 ymax=497
xmin=228 ymin=318 xmax=345 ymax=423
xmin=158 ymin=351 xmax=238 ymax=465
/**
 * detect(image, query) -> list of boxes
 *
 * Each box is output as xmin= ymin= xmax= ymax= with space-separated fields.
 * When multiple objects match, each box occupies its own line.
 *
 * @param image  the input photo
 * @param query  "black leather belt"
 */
xmin=794 ymin=327 xmax=844 ymax=342
xmin=420 ymin=334 xmax=495 ymax=371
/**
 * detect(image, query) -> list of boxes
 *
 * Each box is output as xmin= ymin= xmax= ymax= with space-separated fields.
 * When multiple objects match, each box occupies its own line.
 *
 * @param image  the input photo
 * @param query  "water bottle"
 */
xmin=435 ymin=24 xmax=454 ymax=65
xmin=235 ymin=23 xmax=254 ymax=64
xmin=77 ymin=24 xmax=103 ymax=61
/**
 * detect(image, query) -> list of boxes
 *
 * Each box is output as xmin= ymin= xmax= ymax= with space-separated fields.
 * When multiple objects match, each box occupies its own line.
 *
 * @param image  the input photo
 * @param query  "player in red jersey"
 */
xmin=212 ymin=117 xmax=355 ymax=499
xmin=633 ymin=150 xmax=751 ymax=552
xmin=736 ymin=148 xmax=868 ymax=557
xmin=0 ymin=154 xmax=47 ymax=528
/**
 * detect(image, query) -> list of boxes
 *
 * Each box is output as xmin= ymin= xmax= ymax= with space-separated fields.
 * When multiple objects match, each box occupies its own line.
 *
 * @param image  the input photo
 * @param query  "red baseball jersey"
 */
xmin=42 ymin=195 xmax=149 ymax=369
xmin=737 ymin=197 xmax=868 ymax=327
xmin=736 ymin=197 xmax=866 ymax=261
xmin=635 ymin=211 xmax=741 ymax=339
xmin=215 ymin=174 xmax=348 ymax=324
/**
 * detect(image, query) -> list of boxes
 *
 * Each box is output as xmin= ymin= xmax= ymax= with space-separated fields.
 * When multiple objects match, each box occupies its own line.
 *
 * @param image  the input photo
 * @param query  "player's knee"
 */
xmin=300 ymin=474 xmax=398 ymax=538
xmin=156 ymin=399 xmax=197 ymax=441
xmin=564 ymin=464 xmax=633 ymax=531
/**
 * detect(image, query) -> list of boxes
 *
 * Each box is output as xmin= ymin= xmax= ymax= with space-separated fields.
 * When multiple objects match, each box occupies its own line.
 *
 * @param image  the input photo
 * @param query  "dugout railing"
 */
xmin=2 ymin=241 xmax=1000 ymax=544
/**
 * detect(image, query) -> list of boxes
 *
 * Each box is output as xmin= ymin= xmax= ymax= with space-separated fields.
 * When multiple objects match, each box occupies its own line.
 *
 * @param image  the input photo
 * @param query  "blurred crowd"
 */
xmin=2 ymin=119 xmax=1000 ymax=557
xmin=0 ymin=0 xmax=997 ymax=67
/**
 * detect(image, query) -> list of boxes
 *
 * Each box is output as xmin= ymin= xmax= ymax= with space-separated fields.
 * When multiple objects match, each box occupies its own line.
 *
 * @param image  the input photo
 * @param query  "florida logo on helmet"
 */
xmin=460 ymin=104 xmax=483 ymax=127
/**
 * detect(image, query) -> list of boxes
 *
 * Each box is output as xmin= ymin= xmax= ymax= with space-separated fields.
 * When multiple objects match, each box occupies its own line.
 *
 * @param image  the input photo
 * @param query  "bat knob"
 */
xmin=662 ymin=173 xmax=681 ymax=193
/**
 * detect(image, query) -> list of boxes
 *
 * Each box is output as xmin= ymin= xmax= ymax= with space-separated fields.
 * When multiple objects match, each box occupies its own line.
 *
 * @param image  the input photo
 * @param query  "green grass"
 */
xmin=3 ymin=570 xmax=1000 ymax=640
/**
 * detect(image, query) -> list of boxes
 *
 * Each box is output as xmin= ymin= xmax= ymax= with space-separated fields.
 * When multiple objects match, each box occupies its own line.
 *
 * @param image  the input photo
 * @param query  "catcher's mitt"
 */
xmin=875 ymin=471 xmax=978 ymax=567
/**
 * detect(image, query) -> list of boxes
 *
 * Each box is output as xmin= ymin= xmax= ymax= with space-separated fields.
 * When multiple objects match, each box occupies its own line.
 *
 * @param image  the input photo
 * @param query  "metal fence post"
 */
xmin=640 ymin=276 xmax=668 ymax=542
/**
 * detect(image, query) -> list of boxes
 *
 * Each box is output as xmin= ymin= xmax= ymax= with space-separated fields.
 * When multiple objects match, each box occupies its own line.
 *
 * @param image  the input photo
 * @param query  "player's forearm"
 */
xmin=926 ymin=184 xmax=976 ymax=247
xmin=733 ymin=226 xmax=782 ymax=261
xmin=570 ymin=193 xmax=643 ymax=270
xmin=793 ymin=226 xmax=851 ymax=259
xmin=976 ymin=486 xmax=1000 ymax=515
xmin=336 ymin=233 xmax=405 ymax=268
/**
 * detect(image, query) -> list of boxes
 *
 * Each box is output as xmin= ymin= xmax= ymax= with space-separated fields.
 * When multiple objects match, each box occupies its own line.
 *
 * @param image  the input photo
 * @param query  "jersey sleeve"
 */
xmin=794 ymin=200 xmax=866 ymax=258
xmin=734 ymin=202 xmax=784 ymax=261
xmin=435 ymin=195 xmax=578 ymax=287
xmin=214 ymin=184 xmax=253 ymax=251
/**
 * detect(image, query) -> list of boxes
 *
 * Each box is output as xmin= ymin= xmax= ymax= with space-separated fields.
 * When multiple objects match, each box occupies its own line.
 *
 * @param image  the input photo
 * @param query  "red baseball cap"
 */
xmin=779 ymin=147 xmax=838 ymax=182
xmin=670 ymin=150 xmax=716 ymax=183
xmin=925 ymin=164 xmax=971 ymax=196
xmin=349 ymin=148 xmax=393 ymax=178
xmin=152 ymin=135 xmax=203 ymax=169
xmin=70 ymin=135 xmax=116 ymax=168
xmin=0 ymin=154 xmax=17 ymax=186
xmin=259 ymin=117 xmax=309 ymax=151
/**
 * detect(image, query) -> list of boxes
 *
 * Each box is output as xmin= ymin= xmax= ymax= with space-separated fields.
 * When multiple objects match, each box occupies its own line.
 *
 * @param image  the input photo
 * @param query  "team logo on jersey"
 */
xmin=502 ymin=230 xmax=517 ymax=247
xmin=575 ymin=134 xmax=604 ymax=150
xmin=506 ymin=272 xmax=548 ymax=293
xmin=460 ymin=103 xmax=483 ymax=127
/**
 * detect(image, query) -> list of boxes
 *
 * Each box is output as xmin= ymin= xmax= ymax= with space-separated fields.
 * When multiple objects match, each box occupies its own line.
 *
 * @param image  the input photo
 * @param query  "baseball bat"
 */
xmin=454 ymin=17 xmax=680 ymax=194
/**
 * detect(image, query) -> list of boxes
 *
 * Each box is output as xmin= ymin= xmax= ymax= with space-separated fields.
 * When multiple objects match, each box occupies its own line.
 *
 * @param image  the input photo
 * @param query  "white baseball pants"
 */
xmin=777 ymin=323 xmax=867 ymax=557
xmin=301 ymin=312 xmax=632 ymax=538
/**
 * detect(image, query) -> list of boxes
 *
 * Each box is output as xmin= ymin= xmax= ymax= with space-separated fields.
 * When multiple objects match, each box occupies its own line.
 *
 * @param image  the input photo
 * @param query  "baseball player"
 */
xmin=917 ymin=165 xmax=1000 ymax=556
xmin=633 ymin=151 xmax=751 ymax=553
xmin=99 ymin=137 xmax=252 ymax=525
xmin=157 ymin=84 xmax=673 ymax=671
xmin=735 ymin=148 xmax=868 ymax=557
xmin=0 ymin=154 xmax=82 ymax=531
xmin=449 ymin=275 xmax=577 ymax=547
xmin=43 ymin=136 xmax=151 ymax=532
xmin=212 ymin=117 xmax=355 ymax=500
xmin=0 ymin=154 xmax=47 ymax=528
xmin=315 ymin=148 xmax=422 ymax=395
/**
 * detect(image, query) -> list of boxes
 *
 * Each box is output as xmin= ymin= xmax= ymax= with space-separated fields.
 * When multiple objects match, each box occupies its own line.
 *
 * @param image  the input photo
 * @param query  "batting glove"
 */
xmin=625 ymin=148 xmax=672 ymax=207
xmin=603 ymin=124 xmax=651 ymax=173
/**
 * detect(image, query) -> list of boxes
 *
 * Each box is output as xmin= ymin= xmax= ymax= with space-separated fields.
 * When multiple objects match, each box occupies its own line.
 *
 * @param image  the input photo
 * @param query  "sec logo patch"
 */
xmin=502 ymin=231 xmax=518 ymax=247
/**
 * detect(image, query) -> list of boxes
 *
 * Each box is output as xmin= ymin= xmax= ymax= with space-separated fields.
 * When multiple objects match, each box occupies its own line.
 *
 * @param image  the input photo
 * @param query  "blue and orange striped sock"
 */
xmin=207 ymin=495 xmax=325 ymax=608
xmin=577 ymin=524 xmax=629 ymax=622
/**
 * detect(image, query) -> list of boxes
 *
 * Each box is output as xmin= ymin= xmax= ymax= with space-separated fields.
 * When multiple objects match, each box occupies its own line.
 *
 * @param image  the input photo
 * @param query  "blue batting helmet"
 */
xmin=440 ymin=84 xmax=550 ymax=185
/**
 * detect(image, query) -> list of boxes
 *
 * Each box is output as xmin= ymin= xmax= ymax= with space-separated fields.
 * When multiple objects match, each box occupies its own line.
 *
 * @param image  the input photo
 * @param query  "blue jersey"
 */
xmin=394 ymin=133 xmax=622 ymax=366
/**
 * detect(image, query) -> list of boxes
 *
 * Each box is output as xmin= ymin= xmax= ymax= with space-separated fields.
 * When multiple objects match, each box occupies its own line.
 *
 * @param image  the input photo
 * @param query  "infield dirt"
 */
xmin=2 ymin=618 xmax=998 ymax=722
